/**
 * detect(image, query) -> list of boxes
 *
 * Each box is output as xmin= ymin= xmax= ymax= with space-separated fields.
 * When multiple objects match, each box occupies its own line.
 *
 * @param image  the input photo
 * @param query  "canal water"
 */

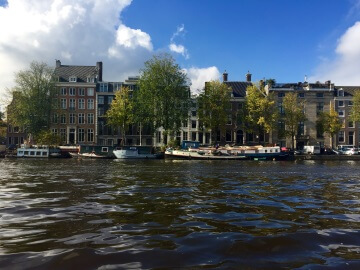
xmin=0 ymin=158 xmax=359 ymax=269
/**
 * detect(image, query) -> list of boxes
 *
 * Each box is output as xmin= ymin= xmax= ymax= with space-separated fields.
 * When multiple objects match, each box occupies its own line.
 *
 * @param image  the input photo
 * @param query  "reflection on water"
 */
xmin=0 ymin=159 xmax=360 ymax=269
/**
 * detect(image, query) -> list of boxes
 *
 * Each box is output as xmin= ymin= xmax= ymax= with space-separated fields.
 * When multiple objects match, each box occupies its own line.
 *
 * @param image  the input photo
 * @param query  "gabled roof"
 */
xmin=55 ymin=65 xmax=98 ymax=83
xmin=224 ymin=81 xmax=253 ymax=97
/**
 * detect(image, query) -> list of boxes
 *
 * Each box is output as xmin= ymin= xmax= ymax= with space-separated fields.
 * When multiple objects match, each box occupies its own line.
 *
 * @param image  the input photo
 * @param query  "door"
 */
xmin=69 ymin=128 xmax=75 ymax=144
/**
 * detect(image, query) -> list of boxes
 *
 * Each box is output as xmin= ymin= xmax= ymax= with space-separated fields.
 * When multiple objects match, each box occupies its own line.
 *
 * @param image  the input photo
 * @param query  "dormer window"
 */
xmin=87 ymin=77 xmax=95 ymax=83
xmin=338 ymin=89 xmax=344 ymax=97
xmin=69 ymin=76 xmax=77 ymax=82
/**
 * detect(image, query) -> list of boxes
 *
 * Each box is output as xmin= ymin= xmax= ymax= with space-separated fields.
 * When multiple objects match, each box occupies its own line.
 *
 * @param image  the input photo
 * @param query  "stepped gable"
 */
xmin=224 ymin=81 xmax=253 ymax=97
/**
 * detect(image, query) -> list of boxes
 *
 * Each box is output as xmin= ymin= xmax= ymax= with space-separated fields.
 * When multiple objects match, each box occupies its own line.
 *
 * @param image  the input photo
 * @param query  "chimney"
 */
xmin=96 ymin=61 xmax=103 ymax=82
xmin=246 ymin=71 xmax=252 ymax=82
xmin=223 ymin=70 xmax=228 ymax=82
xmin=56 ymin=59 xmax=61 ymax=68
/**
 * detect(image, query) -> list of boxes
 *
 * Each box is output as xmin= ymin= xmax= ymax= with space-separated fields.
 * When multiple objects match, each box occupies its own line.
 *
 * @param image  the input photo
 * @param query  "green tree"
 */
xmin=350 ymin=91 xmax=360 ymax=122
xmin=106 ymin=87 xmax=134 ymax=146
xmin=282 ymin=92 xmax=307 ymax=150
xmin=0 ymin=111 xmax=6 ymax=144
xmin=137 ymin=54 xmax=191 ymax=137
xmin=36 ymin=130 xmax=62 ymax=146
xmin=317 ymin=106 xmax=342 ymax=148
xmin=7 ymin=61 xmax=57 ymax=140
xmin=197 ymin=80 xmax=232 ymax=144
xmin=243 ymin=84 xmax=278 ymax=144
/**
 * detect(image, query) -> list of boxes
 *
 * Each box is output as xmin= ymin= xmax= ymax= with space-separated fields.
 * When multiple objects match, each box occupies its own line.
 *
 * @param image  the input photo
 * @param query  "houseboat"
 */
xmin=113 ymin=146 xmax=162 ymax=159
xmin=74 ymin=145 xmax=116 ymax=158
xmin=17 ymin=144 xmax=49 ymax=158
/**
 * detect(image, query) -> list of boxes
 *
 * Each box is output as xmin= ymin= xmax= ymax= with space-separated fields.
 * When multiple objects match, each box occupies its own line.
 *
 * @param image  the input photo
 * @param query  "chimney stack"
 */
xmin=246 ymin=71 xmax=252 ymax=82
xmin=96 ymin=61 xmax=103 ymax=82
xmin=56 ymin=59 xmax=61 ymax=68
xmin=223 ymin=70 xmax=228 ymax=82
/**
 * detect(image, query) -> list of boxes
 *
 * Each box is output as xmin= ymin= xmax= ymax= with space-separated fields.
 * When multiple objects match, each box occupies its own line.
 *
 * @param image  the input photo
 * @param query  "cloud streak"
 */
xmin=169 ymin=24 xmax=189 ymax=59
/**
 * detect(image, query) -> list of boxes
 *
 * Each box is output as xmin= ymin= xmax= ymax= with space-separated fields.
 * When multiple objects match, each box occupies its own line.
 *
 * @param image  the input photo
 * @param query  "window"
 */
xmin=60 ymin=114 xmax=66 ymax=124
xmin=108 ymin=96 xmax=113 ymax=104
xmin=78 ymin=99 xmax=85 ymax=109
xmin=349 ymin=121 xmax=354 ymax=128
xmin=183 ymin=120 xmax=188 ymax=128
xmin=338 ymin=100 xmax=344 ymax=107
xmin=87 ymin=99 xmax=94 ymax=109
xmin=191 ymin=110 xmax=197 ymax=117
xmin=69 ymin=76 xmax=77 ymax=82
xmin=349 ymin=100 xmax=353 ymax=106
xmin=99 ymin=83 xmax=108 ymax=92
xmin=78 ymin=113 xmax=85 ymax=124
xmin=101 ymin=147 xmax=108 ymax=152
xmin=226 ymin=130 xmax=232 ymax=142
xmin=338 ymin=110 xmax=345 ymax=117
xmin=52 ymin=113 xmax=58 ymax=124
xmin=52 ymin=128 xmax=58 ymax=135
xmin=98 ymin=107 xmax=104 ymax=116
xmin=157 ymin=131 xmax=161 ymax=143
xmin=87 ymin=77 xmax=95 ymax=83
xmin=60 ymin=128 xmax=66 ymax=142
xmin=87 ymin=129 xmax=94 ymax=142
xmin=192 ymin=132 xmax=197 ymax=141
xmin=191 ymin=120 xmax=197 ymax=129
xmin=338 ymin=131 xmax=345 ymax=142
xmin=298 ymin=93 xmax=305 ymax=98
xmin=316 ymin=92 xmax=324 ymax=98
xmin=61 ymin=87 xmax=66 ymax=95
xmin=60 ymin=98 xmax=67 ymax=109
xmin=316 ymin=102 xmax=324 ymax=116
xmin=78 ymin=128 xmax=85 ymax=142
xmin=87 ymin=88 xmax=94 ymax=96
xmin=69 ymin=98 xmax=76 ymax=109
xmin=227 ymin=115 xmax=232 ymax=125
xmin=278 ymin=92 xmax=285 ymax=97
xmin=278 ymin=102 xmax=285 ymax=115
xmin=98 ymin=96 xmax=104 ymax=104
xmin=338 ymin=90 xmax=344 ymax=97
xmin=78 ymin=88 xmax=85 ymax=96
xmin=69 ymin=88 xmax=76 ymax=96
xmin=297 ymin=122 xmax=304 ymax=136
xmin=69 ymin=113 xmax=76 ymax=124
xmin=183 ymin=131 xmax=188 ymax=141
xmin=87 ymin=113 xmax=94 ymax=124
xmin=13 ymin=126 xmax=19 ymax=133
xmin=349 ymin=131 xmax=354 ymax=145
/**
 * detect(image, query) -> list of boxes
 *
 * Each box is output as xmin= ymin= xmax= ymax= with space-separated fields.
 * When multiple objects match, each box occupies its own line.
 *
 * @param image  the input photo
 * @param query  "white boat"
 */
xmin=113 ymin=147 xmax=160 ymax=159
xmin=17 ymin=144 xmax=49 ymax=158
xmin=165 ymin=148 xmax=246 ymax=160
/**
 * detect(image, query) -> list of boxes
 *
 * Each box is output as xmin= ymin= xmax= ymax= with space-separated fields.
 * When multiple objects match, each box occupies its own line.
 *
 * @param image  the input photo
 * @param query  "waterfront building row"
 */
xmin=6 ymin=60 xmax=360 ymax=150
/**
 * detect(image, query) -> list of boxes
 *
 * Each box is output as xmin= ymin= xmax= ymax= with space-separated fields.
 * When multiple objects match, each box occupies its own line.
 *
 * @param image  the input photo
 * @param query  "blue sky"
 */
xmin=1 ymin=0 xmax=360 ymax=106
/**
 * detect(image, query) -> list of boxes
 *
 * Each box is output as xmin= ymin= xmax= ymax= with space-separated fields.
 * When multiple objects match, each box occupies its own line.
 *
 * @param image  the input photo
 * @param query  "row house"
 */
xmin=334 ymin=86 xmax=360 ymax=146
xmin=267 ymin=81 xmax=335 ymax=149
xmin=52 ymin=60 xmax=102 ymax=145
xmin=96 ymin=76 xmax=154 ymax=146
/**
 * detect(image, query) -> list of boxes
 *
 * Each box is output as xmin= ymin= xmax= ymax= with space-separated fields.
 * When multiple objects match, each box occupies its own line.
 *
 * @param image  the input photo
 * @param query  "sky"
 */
xmin=1 ymin=0 xmax=360 ymax=109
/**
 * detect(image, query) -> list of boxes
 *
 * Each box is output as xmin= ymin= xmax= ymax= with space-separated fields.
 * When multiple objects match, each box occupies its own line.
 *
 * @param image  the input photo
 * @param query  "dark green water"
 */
xmin=0 ymin=158 xmax=359 ymax=269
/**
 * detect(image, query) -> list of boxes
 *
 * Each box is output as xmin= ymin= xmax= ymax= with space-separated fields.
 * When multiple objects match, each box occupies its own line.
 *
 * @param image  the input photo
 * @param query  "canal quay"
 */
xmin=0 ymin=158 xmax=359 ymax=269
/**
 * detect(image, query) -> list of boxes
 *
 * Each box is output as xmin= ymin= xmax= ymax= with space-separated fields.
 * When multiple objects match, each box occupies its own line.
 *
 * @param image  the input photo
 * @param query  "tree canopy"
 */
xmin=243 ymin=84 xmax=278 ymax=143
xmin=106 ymin=87 xmax=134 ymax=145
xmin=317 ymin=105 xmax=342 ymax=148
xmin=7 ymin=61 xmax=57 ymax=139
xmin=282 ymin=92 xmax=307 ymax=149
xmin=137 ymin=54 xmax=191 ymax=135
xmin=197 ymin=80 xmax=232 ymax=144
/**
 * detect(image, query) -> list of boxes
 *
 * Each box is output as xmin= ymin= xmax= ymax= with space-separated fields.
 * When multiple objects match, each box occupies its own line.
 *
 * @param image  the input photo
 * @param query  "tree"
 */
xmin=350 ymin=91 xmax=360 ymax=122
xmin=243 ymin=84 xmax=278 ymax=144
xmin=7 ymin=61 xmax=57 ymax=140
xmin=106 ymin=87 xmax=134 ymax=146
xmin=282 ymin=92 xmax=307 ymax=149
xmin=197 ymin=80 xmax=232 ymax=144
xmin=317 ymin=106 xmax=342 ymax=148
xmin=137 ymin=54 xmax=191 ymax=137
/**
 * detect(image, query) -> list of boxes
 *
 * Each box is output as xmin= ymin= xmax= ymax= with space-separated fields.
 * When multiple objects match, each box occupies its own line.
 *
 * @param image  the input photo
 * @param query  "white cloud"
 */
xmin=185 ymin=66 xmax=221 ymax=95
xmin=169 ymin=24 xmax=189 ymax=59
xmin=310 ymin=21 xmax=360 ymax=85
xmin=0 ymin=0 xmax=153 ymax=103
